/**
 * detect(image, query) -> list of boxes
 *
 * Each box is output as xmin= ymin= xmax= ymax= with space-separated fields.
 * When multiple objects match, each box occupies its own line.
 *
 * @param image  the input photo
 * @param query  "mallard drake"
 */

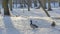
xmin=30 ymin=20 xmax=38 ymax=29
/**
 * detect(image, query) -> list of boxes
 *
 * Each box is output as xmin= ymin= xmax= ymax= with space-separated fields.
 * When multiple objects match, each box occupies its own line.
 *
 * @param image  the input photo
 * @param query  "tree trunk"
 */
xmin=36 ymin=0 xmax=40 ymax=9
xmin=44 ymin=0 xmax=47 ymax=9
xmin=48 ymin=0 xmax=52 ymax=11
xmin=34 ymin=0 xmax=37 ymax=7
xmin=2 ymin=0 xmax=10 ymax=15
xmin=27 ymin=0 xmax=31 ymax=11
xmin=38 ymin=0 xmax=50 ymax=17
xmin=24 ymin=0 xmax=26 ymax=7
xmin=9 ymin=0 xmax=12 ymax=11
xmin=38 ymin=0 xmax=56 ymax=27
xmin=59 ymin=2 xmax=60 ymax=7
xmin=59 ymin=0 xmax=60 ymax=7
xmin=16 ymin=0 xmax=17 ymax=8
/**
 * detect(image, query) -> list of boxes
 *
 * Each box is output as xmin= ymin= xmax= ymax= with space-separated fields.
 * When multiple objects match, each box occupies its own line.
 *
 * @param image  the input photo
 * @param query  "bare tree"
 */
xmin=48 ymin=0 xmax=52 ymax=11
xmin=9 ymin=0 xmax=12 ymax=11
xmin=38 ymin=0 xmax=56 ymax=27
xmin=27 ymin=0 xmax=32 ymax=11
xmin=36 ymin=0 xmax=46 ymax=9
xmin=34 ymin=0 xmax=37 ymax=7
xmin=59 ymin=0 xmax=60 ymax=7
xmin=43 ymin=0 xmax=47 ymax=9
xmin=20 ymin=0 xmax=24 ymax=8
xmin=2 ymin=0 xmax=10 ymax=15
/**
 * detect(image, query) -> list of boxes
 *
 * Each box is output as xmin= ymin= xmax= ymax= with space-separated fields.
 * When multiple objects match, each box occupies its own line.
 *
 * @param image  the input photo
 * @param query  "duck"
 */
xmin=30 ymin=20 xmax=38 ymax=29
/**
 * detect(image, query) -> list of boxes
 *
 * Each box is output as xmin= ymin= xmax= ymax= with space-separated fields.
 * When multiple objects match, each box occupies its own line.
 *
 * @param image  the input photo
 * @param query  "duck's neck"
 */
xmin=30 ymin=20 xmax=32 ymax=24
xmin=31 ymin=22 xmax=32 ymax=24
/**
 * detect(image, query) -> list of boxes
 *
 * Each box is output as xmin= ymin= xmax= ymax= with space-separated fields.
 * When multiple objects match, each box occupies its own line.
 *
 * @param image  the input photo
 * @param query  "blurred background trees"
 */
xmin=1 ymin=0 xmax=60 ymax=15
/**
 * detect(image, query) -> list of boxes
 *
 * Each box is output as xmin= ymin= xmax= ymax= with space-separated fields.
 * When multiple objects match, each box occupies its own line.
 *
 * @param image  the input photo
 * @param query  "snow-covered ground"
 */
xmin=0 ymin=2 xmax=60 ymax=34
xmin=0 ymin=7 xmax=60 ymax=34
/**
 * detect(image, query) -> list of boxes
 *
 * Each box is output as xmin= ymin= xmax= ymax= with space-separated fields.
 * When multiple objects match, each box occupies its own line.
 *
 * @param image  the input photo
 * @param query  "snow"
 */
xmin=0 ymin=3 xmax=60 ymax=34
xmin=0 ymin=8 xmax=60 ymax=34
